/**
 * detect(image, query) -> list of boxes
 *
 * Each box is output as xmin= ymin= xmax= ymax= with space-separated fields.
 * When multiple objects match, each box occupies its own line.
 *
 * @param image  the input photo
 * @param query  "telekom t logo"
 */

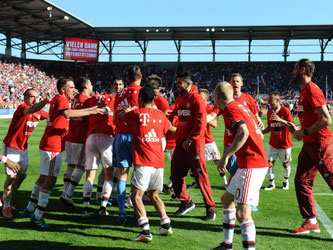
xmin=140 ymin=113 xmax=150 ymax=126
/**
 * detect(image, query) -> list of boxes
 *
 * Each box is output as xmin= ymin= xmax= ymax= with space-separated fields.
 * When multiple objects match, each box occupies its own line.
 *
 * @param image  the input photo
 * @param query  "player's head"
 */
xmin=176 ymin=71 xmax=193 ymax=95
xmin=57 ymin=76 xmax=75 ymax=99
xmin=214 ymin=81 xmax=234 ymax=110
xmin=230 ymin=73 xmax=244 ymax=96
xmin=23 ymin=87 xmax=38 ymax=105
xmin=75 ymin=77 xmax=93 ymax=96
xmin=138 ymin=86 xmax=155 ymax=108
xmin=147 ymin=75 xmax=162 ymax=96
xmin=112 ymin=76 xmax=124 ymax=93
xmin=127 ymin=65 xmax=142 ymax=84
xmin=268 ymin=91 xmax=281 ymax=109
xmin=199 ymin=88 xmax=209 ymax=102
xmin=292 ymin=58 xmax=315 ymax=84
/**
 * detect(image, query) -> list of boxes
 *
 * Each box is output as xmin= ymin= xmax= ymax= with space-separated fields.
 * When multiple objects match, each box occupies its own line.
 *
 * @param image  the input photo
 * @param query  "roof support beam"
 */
xmin=320 ymin=38 xmax=331 ymax=62
xmin=248 ymin=39 xmax=252 ymax=62
xmin=283 ymin=39 xmax=290 ymax=62
xmin=136 ymin=40 xmax=148 ymax=63
xmin=212 ymin=40 xmax=216 ymax=62
xmin=174 ymin=40 xmax=182 ymax=62
xmin=21 ymin=37 xmax=26 ymax=60
xmin=5 ymin=31 xmax=11 ymax=57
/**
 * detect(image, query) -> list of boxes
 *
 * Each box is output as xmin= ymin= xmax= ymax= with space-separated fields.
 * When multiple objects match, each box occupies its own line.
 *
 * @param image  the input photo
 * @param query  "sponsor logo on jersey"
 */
xmin=140 ymin=113 xmax=150 ymax=126
xmin=177 ymin=109 xmax=191 ymax=116
xmin=142 ymin=128 xmax=160 ymax=142
xmin=116 ymin=98 xmax=129 ymax=111
xmin=26 ymin=121 xmax=39 ymax=128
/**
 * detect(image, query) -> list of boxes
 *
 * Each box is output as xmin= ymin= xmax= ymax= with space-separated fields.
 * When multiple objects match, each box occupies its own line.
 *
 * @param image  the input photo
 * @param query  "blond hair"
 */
xmin=214 ymin=81 xmax=233 ymax=101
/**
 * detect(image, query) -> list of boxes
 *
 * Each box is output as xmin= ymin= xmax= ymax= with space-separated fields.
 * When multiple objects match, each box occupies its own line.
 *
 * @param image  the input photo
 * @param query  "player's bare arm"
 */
xmin=255 ymin=113 xmax=265 ymax=130
xmin=271 ymin=113 xmax=289 ymax=126
xmin=208 ymin=118 xmax=217 ymax=128
xmin=291 ymin=104 xmax=332 ymax=141
xmin=62 ymin=105 xmax=106 ymax=119
xmin=261 ymin=125 xmax=270 ymax=134
xmin=168 ymin=125 xmax=177 ymax=133
xmin=207 ymin=112 xmax=217 ymax=123
xmin=1 ymin=155 xmax=20 ymax=173
xmin=23 ymin=97 xmax=50 ymax=115
xmin=218 ymin=123 xmax=249 ymax=174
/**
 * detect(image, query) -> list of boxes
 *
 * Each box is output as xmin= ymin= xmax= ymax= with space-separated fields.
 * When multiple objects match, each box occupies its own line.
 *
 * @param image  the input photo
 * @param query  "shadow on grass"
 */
xmin=0 ymin=240 xmax=136 ymax=249
xmin=256 ymin=226 xmax=333 ymax=242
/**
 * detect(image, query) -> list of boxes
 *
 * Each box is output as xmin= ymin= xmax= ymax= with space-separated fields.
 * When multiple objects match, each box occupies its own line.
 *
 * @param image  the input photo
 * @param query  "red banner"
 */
xmin=63 ymin=37 xmax=99 ymax=62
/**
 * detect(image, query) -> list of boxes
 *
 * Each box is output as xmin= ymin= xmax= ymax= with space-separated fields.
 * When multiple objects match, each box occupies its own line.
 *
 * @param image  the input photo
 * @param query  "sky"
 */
xmin=2 ymin=0 xmax=333 ymax=62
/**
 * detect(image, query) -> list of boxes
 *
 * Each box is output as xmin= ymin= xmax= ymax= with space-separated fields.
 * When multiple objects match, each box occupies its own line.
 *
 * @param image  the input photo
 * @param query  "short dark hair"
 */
xmin=147 ymin=75 xmax=162 ymax=87
xmin=269 ymin=91 xmax=280 ymax=98
xmin=23 ymin=87 xmax=36 ymax=97
xmin=112 ymin=76 xmax=124 ymax=83
xmin=75 ymin=77 xmax=90 ymax=93
xmin=127 ymin=65 xmax=142 ymax=82
xmin=298 ymin=58 xmax=315 ymax=77
xmin=230 ymin=73 xmax=243 ymax=82
xmin=139 ymin=87 xmax=155 ymax=104
xmin=57 ymin=76 xmax=73 ymax=93
xmin=176 ymin=71 xmax=193 ymax=83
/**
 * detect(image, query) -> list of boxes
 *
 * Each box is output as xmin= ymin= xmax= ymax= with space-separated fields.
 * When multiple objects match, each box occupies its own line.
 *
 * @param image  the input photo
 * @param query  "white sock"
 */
xmin=283 ymin=166 xmax=291 ymax=182
xmin=160 ymin=215 xmax=171 ymax=229
xmin=63 ymin=166 xmax=75 ymax=195
xmin=101 ymin=180 xmax=113 ymax=207
xmin=34 ymin=190 xmax=51 ymax=220
xmin=240 ymin=220 xmax=256 ymax=250
xmin=3 ymin=193 xmax=11 ymax=209
xmin=83 ymin=180 xmax=93 ymax=208
xmin=27 ymin=183 xmax=41 ymax=212
xmin=223 ymin=208 xmax=236 ymax=245
xmin=309 ymin=217 xmax=317 ymax=224
xmin=166 ymin=178 xmax=172 ymax=187
xmin=138 ymin=216 xmax=150 ymax=234
xmin=267 ymin=167 xmax=275 ymax=186
xmin=66 ymin=168 xmax=85 ymax=197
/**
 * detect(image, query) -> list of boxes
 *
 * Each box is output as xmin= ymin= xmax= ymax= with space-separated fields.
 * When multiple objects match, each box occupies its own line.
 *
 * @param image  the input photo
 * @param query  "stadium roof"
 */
xmin=1 ymin=0 xmax=333 ymax=42
xmin=0 ymin=0 xmax=332 ymax=61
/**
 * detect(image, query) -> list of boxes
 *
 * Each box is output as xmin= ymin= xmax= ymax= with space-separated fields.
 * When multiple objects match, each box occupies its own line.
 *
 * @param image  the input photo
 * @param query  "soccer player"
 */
xmin=60 ymin=77 xmax=93 ymax=207
xmin=262 ymin=92 xmax=293 ymax=191
xmin=2 ymin=88 xmax=49 ymax=218
xmin=147 ymin=75 xmax=170 ymax=112
xmin=211 ymin=81 xmax=268 ymax=250
xmin=199 ymin=88 xmax=228 ymax=187
xmin=113 ymin=65 xmax=143 ymax=224
xmin=94 ymin=76 xmax=124 ymax=204
xmin=119 ymin=87 xmax=175 ymax=242
xmin=82 ymin=90 xmax=115 ymax=217
xmin=170 ymin=71 xmax=216 ymax=221
xmin=288 ymin=59 xmax=333 ymax=234
xmin=23 ymin=77 xmax=105 ymax=228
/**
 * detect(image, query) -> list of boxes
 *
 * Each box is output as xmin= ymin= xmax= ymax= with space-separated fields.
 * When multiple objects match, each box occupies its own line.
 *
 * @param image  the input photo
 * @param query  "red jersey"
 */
xmin=165 ymin=104 xmax=177 ymax=151
xmin=205 ymin=104 xmax=215 ymax=144
xmin=124 ymin=108 xmax=171 ymax=168
xmin=3 ymin=103 xmax=48 ymax=151
xmin=172 ymin=85 xmax=206 ymax=144
xmin=222 ymin=100 xmax=268 ymax=169
xmin=87 ymin=93 xmax=115 ymax=136
xmin=114 ymin=84 xmax=141 ymax=134
xmin=154 ymin=94 xmax=170 ymax=112
xmin=267 ymin=105 xmax=293 ymax=149
xmin=297 ymin=81 xmax=333 ymax=143
xmin=66 ymin=94 xmax=90 ymax=144
xmin=234 ymin=93 xmax=258 ymax=115
xmin=39 ymin=94 xmax=70 ymax=153
xmin=224 ymin=93 xmax=258 ymax=146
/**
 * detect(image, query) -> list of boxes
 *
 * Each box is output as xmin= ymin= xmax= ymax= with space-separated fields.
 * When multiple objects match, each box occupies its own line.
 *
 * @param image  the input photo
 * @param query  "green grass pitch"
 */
xmin=0 ymin=115 xmax=332 ymax=250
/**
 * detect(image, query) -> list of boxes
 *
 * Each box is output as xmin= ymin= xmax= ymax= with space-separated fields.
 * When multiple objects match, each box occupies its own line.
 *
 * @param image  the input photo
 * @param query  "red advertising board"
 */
xmin=63 ymin=37 xmax=99 ymax=61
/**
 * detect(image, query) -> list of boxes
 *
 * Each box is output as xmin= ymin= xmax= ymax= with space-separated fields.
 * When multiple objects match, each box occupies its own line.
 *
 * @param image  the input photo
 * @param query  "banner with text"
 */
xmin=64 ymin=37 xmax=99 ymax=61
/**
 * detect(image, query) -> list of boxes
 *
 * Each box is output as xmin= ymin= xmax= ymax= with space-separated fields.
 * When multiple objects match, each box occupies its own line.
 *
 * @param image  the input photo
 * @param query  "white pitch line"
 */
xmin=314 ymin=193 xmax=333 ymax=196
xmin=314 ymin=200 xmax=333 ymax=239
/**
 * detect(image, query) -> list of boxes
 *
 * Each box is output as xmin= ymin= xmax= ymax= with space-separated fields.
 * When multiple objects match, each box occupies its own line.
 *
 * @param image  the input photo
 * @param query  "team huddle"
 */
xmin=1 ymin=59 xmax=333 ymax=249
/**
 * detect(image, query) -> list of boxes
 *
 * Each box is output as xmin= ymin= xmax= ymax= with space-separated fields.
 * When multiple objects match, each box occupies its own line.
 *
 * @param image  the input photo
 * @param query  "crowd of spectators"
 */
xmin=0 ymin=56 xmax=333 ymax=108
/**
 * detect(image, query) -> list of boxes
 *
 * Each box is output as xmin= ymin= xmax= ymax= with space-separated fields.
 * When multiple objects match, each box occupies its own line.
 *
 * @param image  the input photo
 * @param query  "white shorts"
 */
xmin=2 ymin=143 xmax=28 ymax=175
xmin=165 ymin=151 xmax=173 ymax=162
xmin=131 ymin=165 xmax=164 ymax=191
xmin=267 ymin=145 xmax=292 ymax=163
xmin=227 ymin=167 xmax=268 ymax=206
xmin=162 ymin=137 xmax=166 ymax=152
xmin=64 ymin=141 xmax=85 ymax=166
xmin=39 ymin=150 xmax=63 ymax=177
xmin=85 ymin=133 xmax=113 ymax=170
xmin=205 ymin=141 xmax=221 ymax=161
